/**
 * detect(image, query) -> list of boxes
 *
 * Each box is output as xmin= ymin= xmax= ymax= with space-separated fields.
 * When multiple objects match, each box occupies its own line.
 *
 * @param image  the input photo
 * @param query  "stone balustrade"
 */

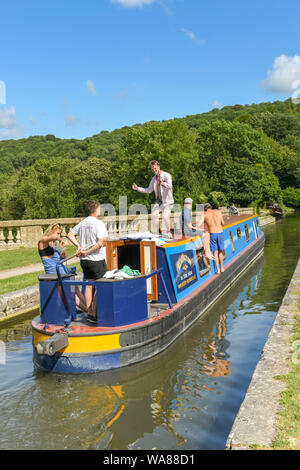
xmin=0 ymin=208 xmax=254 ymax=250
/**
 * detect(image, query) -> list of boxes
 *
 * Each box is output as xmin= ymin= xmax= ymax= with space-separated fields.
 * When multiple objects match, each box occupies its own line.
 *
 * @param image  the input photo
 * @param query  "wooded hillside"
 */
xmin=0 ymin=98 xmax=300 ymax=219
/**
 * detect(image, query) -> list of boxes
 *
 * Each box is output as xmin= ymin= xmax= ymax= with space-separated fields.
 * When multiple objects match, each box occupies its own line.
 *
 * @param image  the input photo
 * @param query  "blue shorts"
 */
xmin=210 ymin=233 xmax=224 ymax=252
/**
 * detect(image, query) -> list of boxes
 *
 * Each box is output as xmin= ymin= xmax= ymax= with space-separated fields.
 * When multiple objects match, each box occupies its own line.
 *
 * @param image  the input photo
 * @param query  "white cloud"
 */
xmin=113 ymin=88 xmax=130 ymax=100
xmin=0 ymin=126 xmax=25 ymax=139
xmin=181 ymin=28 xmax=206 ymax=46
xmin=262 ymin=54 xmax=300 ymax=93
xmin=0 ymin=106 xmax=28 ymax=139
xmin=111 ymin=0 xmax=156 ymax=7
xmin=85 ymin=80 xmax=97 ymax=96
xmin=65 ymin=114 xmax=80 ymax=127
xmin=0 ymin=106 xmax=17 ymax=128
xmin=212 ymin=100 xmax=223 ymax=110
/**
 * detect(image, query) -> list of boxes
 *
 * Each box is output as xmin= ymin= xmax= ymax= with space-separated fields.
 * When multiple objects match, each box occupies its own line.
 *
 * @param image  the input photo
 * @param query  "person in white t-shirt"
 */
xmin=68 ymin=200 xmax=108 ymax=323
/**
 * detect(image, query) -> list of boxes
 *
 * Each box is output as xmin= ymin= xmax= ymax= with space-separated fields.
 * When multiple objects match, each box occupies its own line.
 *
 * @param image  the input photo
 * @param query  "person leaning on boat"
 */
xmin=181 ymin=197 xmax=203 ymax=237
xmin=132 ymin=160 xmax=174 ymax=238
xmin=67 ymin=200 xmax=108 ymax=324
xmin=229 ymin=203 xmax=240 ymax=216
xmin=204 ymin=203 xmax=225 ymax=274
xmin=38 ymin=223 xmax=87 ymax=312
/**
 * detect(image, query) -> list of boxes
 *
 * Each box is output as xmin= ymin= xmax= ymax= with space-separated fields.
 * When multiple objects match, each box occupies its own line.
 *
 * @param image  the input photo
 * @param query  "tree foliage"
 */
xmin=0 ymin=98 xmax=299 ymax=220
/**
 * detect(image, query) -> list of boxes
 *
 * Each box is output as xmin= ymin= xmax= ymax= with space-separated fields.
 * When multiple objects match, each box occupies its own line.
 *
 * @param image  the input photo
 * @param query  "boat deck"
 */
xmin=169 ymin=214 xmax=253 ymax=242
xmin=68 ymin=303 xmax=170 ymax=328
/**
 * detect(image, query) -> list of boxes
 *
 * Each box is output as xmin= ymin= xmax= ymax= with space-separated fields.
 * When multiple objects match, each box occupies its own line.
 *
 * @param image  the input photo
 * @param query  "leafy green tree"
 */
xmin=250 ymin=112 xmax=300 ymax=142
xmin=11 ymin=157 xmax=78 ymax=219
xmin=74 ymin=157 xmax=113 ymax=215
xmin=208 ymin=191 xmax=228 ymax=208
xmin=282 ymin=187 xmax=300 ymax=207
xmin=110 ymin=120 xmax=203 ymax=209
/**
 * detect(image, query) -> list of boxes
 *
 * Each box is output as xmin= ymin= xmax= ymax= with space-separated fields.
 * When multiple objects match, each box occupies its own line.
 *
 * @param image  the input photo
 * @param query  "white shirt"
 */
xmin=72 ymin=216 xmax=108 ymax=261
xmin=137 ymin=170 xmax=174 ymax=205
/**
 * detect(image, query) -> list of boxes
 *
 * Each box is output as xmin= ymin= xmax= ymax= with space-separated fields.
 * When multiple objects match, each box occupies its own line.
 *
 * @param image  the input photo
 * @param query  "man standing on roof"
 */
xmin=132 ymin=160 xmax=174 ymax=238
xmin=204 ymin=203 xmax=225 ymax=274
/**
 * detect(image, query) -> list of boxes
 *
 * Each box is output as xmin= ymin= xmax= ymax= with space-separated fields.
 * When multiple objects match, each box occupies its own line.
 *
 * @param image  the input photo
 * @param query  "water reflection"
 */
xmin=1 ymin=215 xmax=300 ymax=450
xmin=0 ymin=258 xmax=265 ymax=450
xmin=202 ymin=314 xmax=231 ymax=378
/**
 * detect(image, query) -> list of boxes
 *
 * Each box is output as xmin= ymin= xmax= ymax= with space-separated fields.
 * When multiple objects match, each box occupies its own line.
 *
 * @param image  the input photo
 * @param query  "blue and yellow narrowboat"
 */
xmin=32 ymin=213 xmax=264 ymax=373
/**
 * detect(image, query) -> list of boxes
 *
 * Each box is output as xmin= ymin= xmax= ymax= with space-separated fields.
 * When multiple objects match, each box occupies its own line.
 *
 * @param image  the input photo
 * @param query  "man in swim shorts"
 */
xmin=204 ymin=203 xmax=225 ymax=274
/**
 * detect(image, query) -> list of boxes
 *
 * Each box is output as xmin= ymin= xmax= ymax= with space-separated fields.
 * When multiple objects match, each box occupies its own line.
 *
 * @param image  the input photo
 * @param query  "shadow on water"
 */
xmin=0 ymin=214 xmax=300 ymax=450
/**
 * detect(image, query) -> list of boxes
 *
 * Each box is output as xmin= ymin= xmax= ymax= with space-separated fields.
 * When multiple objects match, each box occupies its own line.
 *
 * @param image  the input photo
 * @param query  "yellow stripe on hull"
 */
xmin=33 ymin=330 xmax=121 ymax=354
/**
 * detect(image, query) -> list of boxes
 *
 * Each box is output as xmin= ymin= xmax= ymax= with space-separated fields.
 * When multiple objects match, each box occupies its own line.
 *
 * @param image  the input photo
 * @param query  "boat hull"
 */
xmin=33 ymin=233 xmax=264 ymax=374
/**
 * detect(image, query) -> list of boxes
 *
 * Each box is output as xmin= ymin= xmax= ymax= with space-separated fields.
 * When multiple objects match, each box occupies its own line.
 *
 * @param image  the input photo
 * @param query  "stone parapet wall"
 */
xmin=0 ymin=208 xmax=254 ymax=250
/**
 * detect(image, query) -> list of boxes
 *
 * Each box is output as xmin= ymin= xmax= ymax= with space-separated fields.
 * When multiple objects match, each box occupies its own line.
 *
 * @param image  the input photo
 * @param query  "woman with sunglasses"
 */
xmin=38 ymin=223 xmax=87 ymax=312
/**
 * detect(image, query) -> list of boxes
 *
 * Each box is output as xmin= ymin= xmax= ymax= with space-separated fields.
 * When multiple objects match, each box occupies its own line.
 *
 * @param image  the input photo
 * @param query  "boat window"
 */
xmin=255 ymin=219 xmax=260 ymax=234
xmin=236 ymin=227 xmax=241 ymax=239
xmin=229 ymin=231 xmax=235 ymax=252
xmin=253 ymin=221 xmax=257 ymax=239
xmin=245 ymin=224 xmax=250 ymax=242
xmin=196 ymin=248 xmax=211 ymax=277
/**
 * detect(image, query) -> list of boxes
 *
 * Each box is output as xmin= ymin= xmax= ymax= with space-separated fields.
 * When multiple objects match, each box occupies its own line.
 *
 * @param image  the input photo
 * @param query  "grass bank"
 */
xmin=0 ymin=262 xmax=82 ymax=295
xmin=272 ymin=292 xmax=300 ymax=450
xmin=0 ymin=245 xmax=78 ymax=272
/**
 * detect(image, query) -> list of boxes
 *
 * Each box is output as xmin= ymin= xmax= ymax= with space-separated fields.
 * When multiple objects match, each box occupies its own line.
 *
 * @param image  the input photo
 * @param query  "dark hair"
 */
xmin=87 ymin=200 xmax=100 ymax=215
xmin=204 ymin=203 xmax=212 ymax=211
xmin=149 ymin=160 xmax=159 ymax=168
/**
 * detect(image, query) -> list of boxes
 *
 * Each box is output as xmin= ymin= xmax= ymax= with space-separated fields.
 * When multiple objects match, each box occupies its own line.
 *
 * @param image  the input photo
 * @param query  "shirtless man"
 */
xmin=204 ymin=203 xmax=225 ymax=274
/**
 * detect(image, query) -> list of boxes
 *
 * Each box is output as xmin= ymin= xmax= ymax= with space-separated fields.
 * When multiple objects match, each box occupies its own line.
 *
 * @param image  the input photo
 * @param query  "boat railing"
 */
xmin=55 ymin=260 xmax=173 ymax=327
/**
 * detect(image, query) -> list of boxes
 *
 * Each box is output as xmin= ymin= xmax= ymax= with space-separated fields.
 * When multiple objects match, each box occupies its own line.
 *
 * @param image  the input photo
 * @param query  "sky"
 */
xmin=1 ymin=0 xmax=300 ymax=140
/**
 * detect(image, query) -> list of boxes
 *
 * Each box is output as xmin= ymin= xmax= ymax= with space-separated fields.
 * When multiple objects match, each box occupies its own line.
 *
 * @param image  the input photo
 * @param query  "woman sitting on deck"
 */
xmin=38 ymin=223 xmax=87 ymax=312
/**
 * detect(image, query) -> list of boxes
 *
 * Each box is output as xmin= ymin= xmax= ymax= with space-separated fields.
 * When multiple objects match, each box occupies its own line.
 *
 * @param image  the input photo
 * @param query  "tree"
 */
xmin=282 ymin=187 xmax=300 ymax=207
xmin=110 ymin=120 xmax=203 ymax=209
xmin=11 ymin=157 xmax=79 ymax=219
xmin=250 ymin=112 xmax=300 ymax=142
xmin=196 ymin=120 xmax=281 ymax=205
xmin=74 ymin=157 xmax=113 ymax=216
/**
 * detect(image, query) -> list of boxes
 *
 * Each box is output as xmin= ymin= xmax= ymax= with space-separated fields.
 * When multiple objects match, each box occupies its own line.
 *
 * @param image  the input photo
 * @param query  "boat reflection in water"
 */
xmin=0 ymin=254 xmax=263 ymax=450
xmin=75 ymin=258 xmax=263 ymax=450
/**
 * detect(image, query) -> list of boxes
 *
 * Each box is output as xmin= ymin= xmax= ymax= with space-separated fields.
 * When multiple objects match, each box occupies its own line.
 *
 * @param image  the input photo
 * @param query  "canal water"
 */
xmin=0 ymin=214 xmax=300 ymax=450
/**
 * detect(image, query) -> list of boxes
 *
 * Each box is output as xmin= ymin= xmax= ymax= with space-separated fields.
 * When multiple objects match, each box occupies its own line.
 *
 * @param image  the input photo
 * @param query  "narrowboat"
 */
xmin=32 ymin=213 xmax=264 ymax=374
xmin=269 ymin=203 xmax=284 ymax=221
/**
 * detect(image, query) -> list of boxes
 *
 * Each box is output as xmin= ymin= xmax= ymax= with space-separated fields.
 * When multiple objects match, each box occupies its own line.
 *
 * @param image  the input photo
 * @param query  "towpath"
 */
xmin=0 ymin=258 xmax=80 ymax=279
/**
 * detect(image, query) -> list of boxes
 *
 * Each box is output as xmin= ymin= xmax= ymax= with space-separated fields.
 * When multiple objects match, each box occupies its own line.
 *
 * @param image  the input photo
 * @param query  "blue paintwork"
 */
xmin=34 ymin=215 xmax=263 ymax=374
xmin=33 ymin=348 xmax=122 ymax=374
xmin=95 ymin=276 xmax=148 ymax=327
xmin=37 ymin=216 xmax=261 ymax=325
xmin=39 ymin=276 xmax=76 ymax=326
xmin=162 ymin=215 xmax=261 ymax=303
